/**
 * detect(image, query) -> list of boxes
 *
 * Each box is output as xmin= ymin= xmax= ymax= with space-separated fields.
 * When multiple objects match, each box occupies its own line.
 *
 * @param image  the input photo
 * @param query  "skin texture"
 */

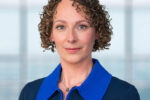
xmin=51 ymin=0 xmax=96 ymax=65
xmin=39 ymin=0 xmax=112 ymax=52
xmin=50 ymin=0 xmax=95 ymax=99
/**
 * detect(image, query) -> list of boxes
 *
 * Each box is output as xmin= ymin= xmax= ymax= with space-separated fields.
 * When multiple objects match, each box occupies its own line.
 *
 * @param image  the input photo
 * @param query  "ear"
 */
xmin=49 ymin=33 xmax=54 ymax=42
xmin=95 ymin=33 xmax=99 ymax=40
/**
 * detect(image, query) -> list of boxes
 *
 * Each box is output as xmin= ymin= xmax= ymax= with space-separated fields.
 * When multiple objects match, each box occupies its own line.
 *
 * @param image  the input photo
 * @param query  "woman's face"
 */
xmin=51 ymin=0 xmax=96 ymax=64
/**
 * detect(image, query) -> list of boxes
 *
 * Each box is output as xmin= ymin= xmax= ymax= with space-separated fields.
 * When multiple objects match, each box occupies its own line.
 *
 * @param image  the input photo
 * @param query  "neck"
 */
xmin=60 ymin=57 xmax=93 ymax=88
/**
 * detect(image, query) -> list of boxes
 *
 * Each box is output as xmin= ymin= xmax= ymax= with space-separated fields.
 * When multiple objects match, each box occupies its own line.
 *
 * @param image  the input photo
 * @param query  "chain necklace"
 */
xmin=60 ymin=62 xmax=93 ymax=92
xmin=61 ymin=79 xmax=83 ymax=92
xmin=60 ymin=73 xmax=84 ymax=92
xmin=61 ymin=80 xmax=70 ymax=92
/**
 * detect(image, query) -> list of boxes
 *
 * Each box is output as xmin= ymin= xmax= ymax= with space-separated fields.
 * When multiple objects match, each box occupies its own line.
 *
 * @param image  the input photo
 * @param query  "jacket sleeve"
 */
xmin=19 ymin=78 xmax=44 ymax=100
xmin=19 ymin=83 xmax=37 ymax=100
xmin=19 ymin=84 xmax=29 ymax=100
xmin=120 ymin=85 xmax=140 ymax=100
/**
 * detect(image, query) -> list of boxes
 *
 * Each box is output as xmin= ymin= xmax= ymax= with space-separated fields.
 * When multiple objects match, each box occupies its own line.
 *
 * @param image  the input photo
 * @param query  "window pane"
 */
xmin=27 ymin=57 xmax=59 ymax=81
xmin=97 ymin=8 xmax=125 ymax=57
xmin=27 ymin=8 xmax=42 ymax=56
xmin=132 ymin=61 xmax=150 ymax=100
xmin=0 ymin=62 xmax=20 ymax=100
xmin=27 ymin=0 xmax=47 ymax=7
xmin=0 ymin=9 xmax=19 ymax=55
xmin=0 ymin=0 xmax=19 ymax=6
xmin=133 ymin=0 xmax=150 ymax=6
xmin=133 ymin=9 xmax=150 ymax=55
xmin=101 ymin=0 xmax=125 ymax=7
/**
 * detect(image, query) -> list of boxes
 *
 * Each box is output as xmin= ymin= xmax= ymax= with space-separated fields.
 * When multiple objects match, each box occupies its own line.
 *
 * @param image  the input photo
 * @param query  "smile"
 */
xmin=65 ymin=48 xmax=81 ymax=53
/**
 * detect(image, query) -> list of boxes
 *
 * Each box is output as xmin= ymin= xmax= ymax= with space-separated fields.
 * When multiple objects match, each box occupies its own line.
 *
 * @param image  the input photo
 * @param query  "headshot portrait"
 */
xmin=19 ymin=0 xmax=140 ymax=100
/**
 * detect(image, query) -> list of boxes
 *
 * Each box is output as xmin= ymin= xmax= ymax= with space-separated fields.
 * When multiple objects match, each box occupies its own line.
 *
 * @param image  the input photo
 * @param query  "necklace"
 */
xmin=60 ymin=74 xmax=86 ymax=92
xmin=61 ymin=79 xmax=70 ymax=92
xmin=65 ymin=87 xmax=70 ymax=92
xmin=60 ymin=62 xmax=93 ymax=92
xmin=61 ymin=80 xmax=83 ymax=92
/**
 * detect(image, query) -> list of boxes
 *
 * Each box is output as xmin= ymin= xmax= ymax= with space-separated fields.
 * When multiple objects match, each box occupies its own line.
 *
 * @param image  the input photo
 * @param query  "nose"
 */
xmin=67 ymin=28 xmax=77 ymax=43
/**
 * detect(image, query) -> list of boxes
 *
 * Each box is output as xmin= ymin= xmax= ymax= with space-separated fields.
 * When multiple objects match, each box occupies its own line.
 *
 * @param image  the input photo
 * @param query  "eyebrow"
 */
xmin=53 ymin=20 xmax=89 ymax=24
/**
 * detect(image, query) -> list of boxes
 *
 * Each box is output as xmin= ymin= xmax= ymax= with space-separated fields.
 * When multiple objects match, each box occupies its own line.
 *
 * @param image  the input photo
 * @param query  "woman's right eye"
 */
xmin=56 ymin=25 xmax=64 ymax=30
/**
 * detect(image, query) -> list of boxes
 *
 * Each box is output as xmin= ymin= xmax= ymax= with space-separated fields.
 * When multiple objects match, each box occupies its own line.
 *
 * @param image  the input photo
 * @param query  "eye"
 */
xmin=56 ymin=25 xmax=65 ymax=30
xmin=78 ymin=25 xmax=88 ymax=30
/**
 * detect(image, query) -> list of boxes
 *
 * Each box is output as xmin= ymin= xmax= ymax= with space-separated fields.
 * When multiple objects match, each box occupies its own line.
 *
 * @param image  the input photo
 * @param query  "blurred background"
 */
xmin=0 ymin=0 xmax=150 ymax=99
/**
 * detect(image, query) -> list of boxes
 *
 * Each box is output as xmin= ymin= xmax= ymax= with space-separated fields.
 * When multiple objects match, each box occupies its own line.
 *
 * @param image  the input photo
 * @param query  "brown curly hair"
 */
xmin=39 ymin=0 xmax=113 ymax=52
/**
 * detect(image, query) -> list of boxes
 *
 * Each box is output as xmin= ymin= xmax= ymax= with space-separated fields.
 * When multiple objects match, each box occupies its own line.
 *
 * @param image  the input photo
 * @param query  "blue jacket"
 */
xmin=19 ymin=59 xmax=140 ymax=100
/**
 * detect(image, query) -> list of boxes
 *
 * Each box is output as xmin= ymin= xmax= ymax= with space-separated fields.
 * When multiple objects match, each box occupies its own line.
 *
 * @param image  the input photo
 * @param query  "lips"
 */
xmin=65 ymin=48 xmax=81 ymax=53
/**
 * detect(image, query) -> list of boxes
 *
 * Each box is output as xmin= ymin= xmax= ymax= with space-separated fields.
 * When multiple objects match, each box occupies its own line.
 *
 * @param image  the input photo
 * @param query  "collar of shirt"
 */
xmin=36 ymin=58 xmax=112 ymax=100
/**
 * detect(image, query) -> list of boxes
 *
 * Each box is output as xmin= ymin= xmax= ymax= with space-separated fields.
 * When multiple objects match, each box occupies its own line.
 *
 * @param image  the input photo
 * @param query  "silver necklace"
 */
xmin=60 ymin=64 xmax=93 ymax=92
xmin=61 ymin=79 xmax=83 ymax=92
xmin=61 ymin=80 xmax=71 ymax=92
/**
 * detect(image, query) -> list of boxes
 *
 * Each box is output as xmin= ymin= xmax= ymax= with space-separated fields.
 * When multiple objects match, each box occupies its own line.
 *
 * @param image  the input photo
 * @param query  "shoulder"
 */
xmin=103 ymin=76 xmax=140 ymax=100
xmin=19 ymin=78 xmax=45 ymax=100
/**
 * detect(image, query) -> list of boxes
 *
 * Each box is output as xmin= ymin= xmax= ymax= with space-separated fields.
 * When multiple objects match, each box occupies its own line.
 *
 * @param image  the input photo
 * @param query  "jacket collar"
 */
xmin=36 ymin=64 xmax=61 ymax=100
xmin=36 ymin=58 xmax=112 ymax=100
xmin=76 ymin=59 xmax=112 ymax=100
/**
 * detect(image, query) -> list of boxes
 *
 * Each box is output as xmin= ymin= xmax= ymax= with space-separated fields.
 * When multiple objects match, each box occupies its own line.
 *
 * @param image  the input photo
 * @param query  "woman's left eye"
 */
xmin=78 ymin=25 xmax=88 ymax=30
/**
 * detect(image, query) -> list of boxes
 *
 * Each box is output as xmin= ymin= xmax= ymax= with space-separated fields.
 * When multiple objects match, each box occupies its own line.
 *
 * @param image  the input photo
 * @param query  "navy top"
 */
xmin=19 ymin=59 xmax=140 ymax=100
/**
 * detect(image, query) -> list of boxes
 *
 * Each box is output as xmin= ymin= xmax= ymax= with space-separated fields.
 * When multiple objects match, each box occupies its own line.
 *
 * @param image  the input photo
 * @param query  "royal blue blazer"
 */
xmin=19 ymin=59 xmax=140 ymax=100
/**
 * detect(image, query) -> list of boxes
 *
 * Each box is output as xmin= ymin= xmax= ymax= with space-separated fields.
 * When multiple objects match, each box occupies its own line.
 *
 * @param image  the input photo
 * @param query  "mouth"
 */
xmin=65 ymin=48 xmax=81 ymax=53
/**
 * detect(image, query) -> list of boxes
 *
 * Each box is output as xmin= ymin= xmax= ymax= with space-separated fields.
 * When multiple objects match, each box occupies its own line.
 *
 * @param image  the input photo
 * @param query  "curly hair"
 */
xmin=38 ymin=0 xmax=113 ymax=52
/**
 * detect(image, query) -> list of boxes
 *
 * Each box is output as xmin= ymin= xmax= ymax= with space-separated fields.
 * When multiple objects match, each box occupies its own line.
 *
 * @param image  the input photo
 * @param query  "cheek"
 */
xmin=80 ymin=31 xmax=95 ymax=47
xmin=53 ymin=33 xmax=65 ymax=44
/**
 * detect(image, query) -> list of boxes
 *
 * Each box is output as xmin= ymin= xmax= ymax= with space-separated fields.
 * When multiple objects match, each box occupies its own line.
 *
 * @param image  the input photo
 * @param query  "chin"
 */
xmin=61 ymin=55 xmax=86 ymax=65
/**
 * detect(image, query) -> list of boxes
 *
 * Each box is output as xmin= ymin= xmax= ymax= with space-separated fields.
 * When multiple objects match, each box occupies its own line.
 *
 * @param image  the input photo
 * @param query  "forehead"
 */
xmin=53 ymin=0 xmax=87 ymax=21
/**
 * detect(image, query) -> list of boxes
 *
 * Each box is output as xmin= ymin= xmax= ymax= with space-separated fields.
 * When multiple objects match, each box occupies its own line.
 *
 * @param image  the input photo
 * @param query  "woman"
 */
xmin=19 ymin=0 xmax=140 ymax=100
